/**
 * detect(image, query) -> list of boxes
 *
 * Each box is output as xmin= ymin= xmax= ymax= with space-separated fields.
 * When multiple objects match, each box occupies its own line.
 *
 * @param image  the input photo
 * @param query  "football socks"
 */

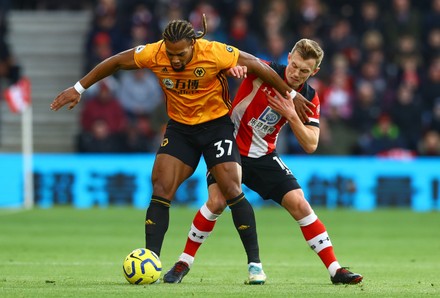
xmin=145 ymin=195 xmax=171 ymax=256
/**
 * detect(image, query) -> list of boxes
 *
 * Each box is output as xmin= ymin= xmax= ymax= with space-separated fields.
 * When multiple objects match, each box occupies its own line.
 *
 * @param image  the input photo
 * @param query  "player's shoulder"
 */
xmin=268 ymin=62 xmax=286 ymax=78
xmin=299 ymin=81 xmax=318 ymax=102
xmin=196 ymin=39 xmax=237 ymax=54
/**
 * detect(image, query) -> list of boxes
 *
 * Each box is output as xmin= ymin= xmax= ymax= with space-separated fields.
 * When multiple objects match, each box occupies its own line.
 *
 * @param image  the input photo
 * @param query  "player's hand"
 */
xmin=225 ymin=65 xmax=247 ymax=79
xmin=50 ymin=87 xmax=81 ymax=111
xmin=290 ymin=91 xmax=314 ymax=123
xmin=267 ymin=89 xmax=297 ymax=120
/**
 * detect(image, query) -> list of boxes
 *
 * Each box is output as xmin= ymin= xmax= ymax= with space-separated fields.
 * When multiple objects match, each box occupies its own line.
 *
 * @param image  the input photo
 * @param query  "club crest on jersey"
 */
xmin=226 ymin=45 xmax=233 ymax=52
xmin=162 ymin=78 xmax=174 ymax=89
xmin=248 ymin=107 xmax=280 ymax=135
xmin=193 ymin=67 xmax=205 ymax=77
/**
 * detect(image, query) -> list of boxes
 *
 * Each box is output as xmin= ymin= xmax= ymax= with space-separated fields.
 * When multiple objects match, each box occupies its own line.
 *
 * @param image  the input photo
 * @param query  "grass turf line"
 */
xmin=0 ymin=207 xmax=439 ymax=297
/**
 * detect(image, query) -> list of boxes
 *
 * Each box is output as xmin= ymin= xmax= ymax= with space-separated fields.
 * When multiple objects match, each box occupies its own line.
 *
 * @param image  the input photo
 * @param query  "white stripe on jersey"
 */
xmin=230 ymin=78 xmax=262 ymax=140
xmin=231 ymin=78 xmax=282 ymax=157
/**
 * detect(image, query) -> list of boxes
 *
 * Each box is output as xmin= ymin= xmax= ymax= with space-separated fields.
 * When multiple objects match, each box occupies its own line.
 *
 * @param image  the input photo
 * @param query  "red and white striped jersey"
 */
xmin=230 ymin=62 xmax=320 ymax=158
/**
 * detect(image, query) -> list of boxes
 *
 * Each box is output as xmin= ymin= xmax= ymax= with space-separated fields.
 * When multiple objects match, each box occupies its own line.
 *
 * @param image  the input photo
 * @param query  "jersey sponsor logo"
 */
xmin=248 ymin=107 xmax=280 ymax=135
xmin=135 ymin=45 xmax=145 ymax=53
xmin=193 ymin=67 xmax=206 ymax=77
xmin=226 ymin=45 xmax=233 ymax=52
xmin=161 ymin=67 xmax=168 ymax=73
xmin=162 ymin=78 xmax=200 ymax=94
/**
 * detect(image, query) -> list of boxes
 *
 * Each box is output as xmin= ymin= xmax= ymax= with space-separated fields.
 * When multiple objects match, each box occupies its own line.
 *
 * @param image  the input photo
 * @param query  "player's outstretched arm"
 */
xmin=50 ymin=48 xmax=139 ymax=111
xmin=236 ymin=50 xmax=314 ymax=123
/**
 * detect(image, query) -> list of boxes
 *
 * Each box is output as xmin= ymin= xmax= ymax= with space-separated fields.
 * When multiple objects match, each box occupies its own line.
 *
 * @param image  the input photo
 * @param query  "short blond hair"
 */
xmin=291 ymin=39 xmax=324 ymax=69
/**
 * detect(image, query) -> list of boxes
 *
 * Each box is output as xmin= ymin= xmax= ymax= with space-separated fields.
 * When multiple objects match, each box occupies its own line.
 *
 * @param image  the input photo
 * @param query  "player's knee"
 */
xmin=206 ymin=197 xmax=227 ymax=214
xmin=282 ymin=190 xmax=312 ymax=219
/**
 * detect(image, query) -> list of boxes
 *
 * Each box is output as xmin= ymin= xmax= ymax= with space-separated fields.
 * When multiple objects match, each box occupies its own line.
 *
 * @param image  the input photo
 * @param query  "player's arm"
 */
xmin=267 ymin=89 xmax=319 ymax=153
xmin=236 ymin=51 xmax=314 ymax=123
xmin=50 ymin=48 xmax=139 ymax=111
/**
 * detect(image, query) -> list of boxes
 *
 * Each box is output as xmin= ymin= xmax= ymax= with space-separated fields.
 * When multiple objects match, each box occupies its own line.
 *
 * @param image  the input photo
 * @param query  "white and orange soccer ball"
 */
xmin=122 ymin=248 xmax=162 ymax=285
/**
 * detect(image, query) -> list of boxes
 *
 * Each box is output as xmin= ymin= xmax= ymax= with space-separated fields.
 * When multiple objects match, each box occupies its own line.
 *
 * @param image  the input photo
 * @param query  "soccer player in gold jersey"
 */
xmin=50 ymin=15 xmax=313 ymax=282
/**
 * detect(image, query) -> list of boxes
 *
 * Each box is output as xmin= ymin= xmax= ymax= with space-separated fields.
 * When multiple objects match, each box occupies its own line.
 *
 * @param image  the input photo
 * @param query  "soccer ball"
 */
xmin=122 ymin=248 xmax=162 ymax=285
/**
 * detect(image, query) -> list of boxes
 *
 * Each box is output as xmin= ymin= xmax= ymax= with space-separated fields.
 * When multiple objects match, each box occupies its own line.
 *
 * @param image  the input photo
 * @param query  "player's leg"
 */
xmin=281 ymin=188 xmax=363 ymax=284
xmin=203 ymin=117 xmax=264 ymax=284
xmin=181 ymin=182 xmax=226 ymax=265
xmin=163 ymin=182 xmax=226 ymax=283
xmin=145 ymin=153 xmax=194 ymax=256
xmin=210 ymin=161 xmax=265 ymax=284
xmin=145 ymin=121 xmax=200 ymax=257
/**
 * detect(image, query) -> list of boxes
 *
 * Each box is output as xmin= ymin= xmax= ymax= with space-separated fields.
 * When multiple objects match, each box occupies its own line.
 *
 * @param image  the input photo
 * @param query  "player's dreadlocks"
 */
xmin=163 ymin=13 xmax=207 ymax=42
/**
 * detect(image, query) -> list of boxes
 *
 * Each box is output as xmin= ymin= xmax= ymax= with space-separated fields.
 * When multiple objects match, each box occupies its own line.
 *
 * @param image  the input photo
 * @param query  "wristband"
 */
xmin=74 ymin=81 xmax=86 ymax=94
xmin=289 ymin=89 xmax=297 ymax=99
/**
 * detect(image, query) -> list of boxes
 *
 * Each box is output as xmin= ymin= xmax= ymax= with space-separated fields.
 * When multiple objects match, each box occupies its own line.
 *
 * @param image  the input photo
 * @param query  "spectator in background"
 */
xmin=383 ymin=0 xmax=421 ymax=58
xmin=421 ymin=56 xmax=440 ymax=129
xmin=291 ymin=0 xmax=329 ymax=37
xmin=117 ymin=68 xmax=163 ymax=122
xmin=117 ymin=68 xmax=164 ymax=153
xmin=355 ymin=59 xmax=387 ymax=102
xmin=359 ymin=30 xmax=385 ymax=66
xmin=417 ymin=130 xmax=440 ymax=156
xmin=189 ymin=1 xmax=227 ymax=43
xmin=84 ymin=0 xmax=121 ymax=72
xmin=350 ymin=81 xmax=381 ymax=137
xmin=321 ymin=54 xmax=353 ymax=120
xmin=423 ymin=28 xmax=440 ymax=63
xmin=120 ymin=3 xmax=160 ymax=49
xmin=78 ymin=80 xmax=127 ymax=153
xmin=394 ymin=53 xmax=422 ymax=92
xmin=323 ymin=18 xmax=358 ymax=69
xmin=85 ymin=32 xmax=114 ymax=73
xmin=257 ymin=33 xmax=289 ymax=64
xmin=155 ymin=0 xmax=187 ymax=32
xmin=353 ymin=1 xmax=384 ymax=36
xmin=124 ymin=114 xmax=159 ymax=153
xmin=77 ymin=118 xmax=123 ymax=153
xmin=362 ymin=113 xmax=409 ymax=156
xmin=389 ymin=83 xmax=422 ymax=151
xmin=227 ymin=13 xmax=259 ymax=55
xmin=422 ymin=0 xmax=440 ymax=41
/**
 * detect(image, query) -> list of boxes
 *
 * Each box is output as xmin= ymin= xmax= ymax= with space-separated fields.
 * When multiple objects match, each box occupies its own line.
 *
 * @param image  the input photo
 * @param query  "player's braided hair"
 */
xmin=163 ymin=13 xmax=207 ymax=42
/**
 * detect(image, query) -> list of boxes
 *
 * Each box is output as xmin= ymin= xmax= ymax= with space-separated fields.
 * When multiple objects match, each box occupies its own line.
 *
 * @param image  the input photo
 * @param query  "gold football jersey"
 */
xmin=134 ymin=39 xmax=240 ymax=125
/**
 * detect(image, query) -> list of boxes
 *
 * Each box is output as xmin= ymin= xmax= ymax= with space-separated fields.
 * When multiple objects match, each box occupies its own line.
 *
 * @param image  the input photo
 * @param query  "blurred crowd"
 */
xmin=7 ymin=0 xmax=440 ymax=156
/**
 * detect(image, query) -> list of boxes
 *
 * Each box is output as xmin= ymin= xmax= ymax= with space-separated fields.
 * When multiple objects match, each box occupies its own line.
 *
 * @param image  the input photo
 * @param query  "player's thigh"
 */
xmin=209 ymin=161 xmax=243 ymax=199
xmin=151 ymin=154 xmax=195 ymax=199
xmin=153 ymin=125 xmax=200 ymax=199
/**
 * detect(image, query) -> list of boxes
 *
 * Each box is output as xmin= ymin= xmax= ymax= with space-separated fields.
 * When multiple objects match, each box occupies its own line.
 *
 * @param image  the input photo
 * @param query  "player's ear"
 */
xmin=312 ymin=67 xmax=320 ymax=76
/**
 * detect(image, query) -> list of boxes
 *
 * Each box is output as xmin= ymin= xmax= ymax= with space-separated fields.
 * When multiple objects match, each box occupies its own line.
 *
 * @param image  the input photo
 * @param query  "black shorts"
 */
xmin=207 ymin=152 xmax=300 ymax=205
xmin=157 ymin=115 xmax=241 ymax=170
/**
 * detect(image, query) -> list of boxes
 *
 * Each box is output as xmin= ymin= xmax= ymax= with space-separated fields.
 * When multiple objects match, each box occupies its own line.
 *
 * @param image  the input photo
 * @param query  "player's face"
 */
xmin=165 ymin=39 xmax=194 ymax=72
xmin=285 ymin=51 xmax=319 ymax=89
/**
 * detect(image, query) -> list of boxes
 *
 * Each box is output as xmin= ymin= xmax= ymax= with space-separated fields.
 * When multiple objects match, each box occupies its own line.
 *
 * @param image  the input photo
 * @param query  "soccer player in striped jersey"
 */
xmin=164 ymin=39 xmax=363 ymax=285
xmin=50 ymin=14 xmax=314 ymax=279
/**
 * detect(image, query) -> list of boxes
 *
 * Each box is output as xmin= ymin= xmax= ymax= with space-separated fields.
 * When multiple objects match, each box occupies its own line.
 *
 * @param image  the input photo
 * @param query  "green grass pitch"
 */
xmin=0 ymin=207 xmax=439 ymax=297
